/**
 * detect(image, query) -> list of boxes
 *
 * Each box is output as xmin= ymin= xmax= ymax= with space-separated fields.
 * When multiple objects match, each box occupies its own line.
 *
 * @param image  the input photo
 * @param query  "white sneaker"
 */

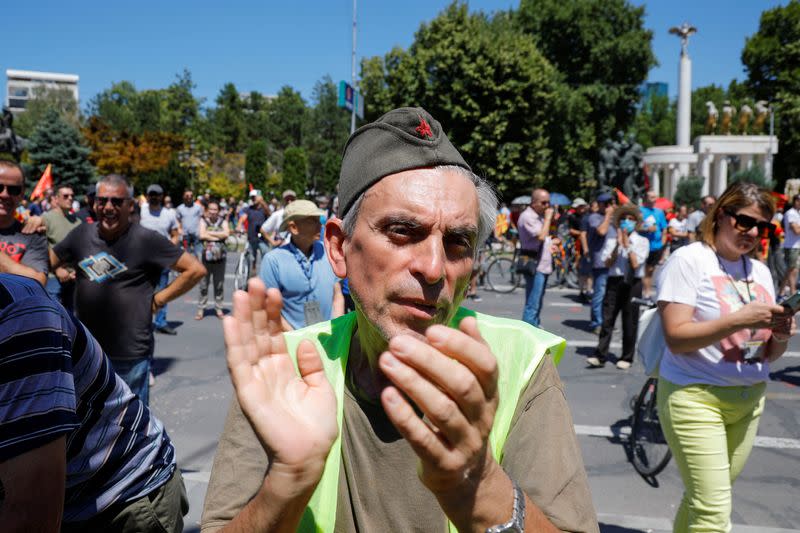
xmin=586 ymin=357 xmax=604 ymax=368
xmin=616 ymin=360 xmax=632 ymax=370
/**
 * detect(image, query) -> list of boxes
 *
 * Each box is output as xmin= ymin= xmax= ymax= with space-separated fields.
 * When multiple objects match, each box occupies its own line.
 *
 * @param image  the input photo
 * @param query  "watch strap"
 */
xmin=485 ymin=479 xmax=525 ymax=533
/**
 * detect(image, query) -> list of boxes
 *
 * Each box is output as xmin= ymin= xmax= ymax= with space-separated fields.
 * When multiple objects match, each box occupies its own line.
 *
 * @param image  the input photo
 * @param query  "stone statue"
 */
xmin=738 ymin=103 xmax=752 ymax=134
xmin=0 ymin=107 xmax=24 ymax=161
xmin=597 ymin=131 xmax=645 ymax=203
xmin=720 ymin=100 xmax=736 ymax=135
xmin=705 ymin=101 xmax=718 ymax=134
xmin=753 ymin=100 xmax=769 ymax=134
xmin=597 ymin=139 xmax=616 ymax=189
xmin=669 ymin=22 xmax=697 ymax=57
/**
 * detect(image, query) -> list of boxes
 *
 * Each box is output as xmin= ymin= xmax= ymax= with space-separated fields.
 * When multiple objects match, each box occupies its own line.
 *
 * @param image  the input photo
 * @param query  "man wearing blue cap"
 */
xmin=581 ymin=192 xmax=616 ymax=334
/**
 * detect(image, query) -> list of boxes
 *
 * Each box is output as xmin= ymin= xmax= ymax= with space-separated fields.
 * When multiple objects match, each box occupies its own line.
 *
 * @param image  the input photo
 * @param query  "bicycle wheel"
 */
xmin=486 ymin=257 xmax=518 ymax=293
xmin=630 ymin=378 xmax=672 ymax=477
xmin=234 ymin=251 xmax=251 ymax=291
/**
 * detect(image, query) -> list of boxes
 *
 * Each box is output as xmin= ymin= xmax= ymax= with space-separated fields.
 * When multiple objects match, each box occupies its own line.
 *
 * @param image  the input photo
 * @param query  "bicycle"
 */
xmin=484 ymin=245 xmax=523 ymax=293
xmin=628 ymin=297 xmax=672 ymax=478
xmin=233 ymin=234 xmax=254 ymax=291
xmin=547 ymin=233 xmax=579 ymax=289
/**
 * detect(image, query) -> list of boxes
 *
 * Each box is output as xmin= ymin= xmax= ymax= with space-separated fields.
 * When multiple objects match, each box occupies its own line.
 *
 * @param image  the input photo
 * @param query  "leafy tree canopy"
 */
xmin=26 ymin=109 xmax=95 ymax=190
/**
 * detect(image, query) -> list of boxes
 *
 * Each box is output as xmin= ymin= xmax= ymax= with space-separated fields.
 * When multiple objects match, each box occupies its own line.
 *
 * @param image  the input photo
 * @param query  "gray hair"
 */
xmin=341 ymin=165 xmax=498 ymax=258
xmin=96 ymin=174 xmax=134 ymax=198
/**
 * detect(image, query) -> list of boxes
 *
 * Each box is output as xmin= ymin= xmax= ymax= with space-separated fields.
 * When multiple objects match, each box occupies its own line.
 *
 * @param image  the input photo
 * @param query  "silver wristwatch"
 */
xmin=485 ymin=479 xmax=525 ymax=533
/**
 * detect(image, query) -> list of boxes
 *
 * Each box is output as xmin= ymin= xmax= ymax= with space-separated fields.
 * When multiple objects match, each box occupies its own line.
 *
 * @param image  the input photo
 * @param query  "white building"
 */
xmin=642 ymin=25 xmax=778 ymax=200
xmin=5 ymin=69 xmax=80 ymax=113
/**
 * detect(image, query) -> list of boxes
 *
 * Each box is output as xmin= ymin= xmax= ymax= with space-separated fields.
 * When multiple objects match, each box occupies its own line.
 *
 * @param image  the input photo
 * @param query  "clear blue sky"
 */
xmin=2 ymin=0 xmax=786 ymax=110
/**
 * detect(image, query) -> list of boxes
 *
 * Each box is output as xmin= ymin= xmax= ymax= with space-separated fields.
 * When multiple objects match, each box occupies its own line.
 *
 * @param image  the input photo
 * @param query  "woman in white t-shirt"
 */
xmin=657 ymin=182 xmax=796 ymax=532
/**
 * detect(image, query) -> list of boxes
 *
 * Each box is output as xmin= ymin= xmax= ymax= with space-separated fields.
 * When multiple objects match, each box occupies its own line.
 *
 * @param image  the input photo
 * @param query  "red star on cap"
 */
xmin=415 ymin=117 xmax=433 ymax=139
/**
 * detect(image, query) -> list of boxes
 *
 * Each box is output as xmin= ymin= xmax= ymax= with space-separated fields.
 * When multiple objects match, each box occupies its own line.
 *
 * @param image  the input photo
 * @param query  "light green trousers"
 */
xmin=657 ymin=377 xmax=766 ymax=533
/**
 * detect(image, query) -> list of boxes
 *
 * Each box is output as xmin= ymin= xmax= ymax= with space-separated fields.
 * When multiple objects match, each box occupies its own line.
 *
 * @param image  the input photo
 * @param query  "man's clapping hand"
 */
xmin=222 ymin=279 xmax=338 ymax=490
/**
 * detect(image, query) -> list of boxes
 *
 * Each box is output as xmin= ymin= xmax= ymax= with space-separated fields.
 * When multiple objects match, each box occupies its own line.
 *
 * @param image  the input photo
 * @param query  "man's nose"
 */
xmin=412 ymin=237 xmax=446 ymax=285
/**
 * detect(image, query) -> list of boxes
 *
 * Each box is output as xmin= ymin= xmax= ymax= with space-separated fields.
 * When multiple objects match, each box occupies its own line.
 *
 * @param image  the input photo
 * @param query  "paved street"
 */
xmin=149 ymin=253 xmax=800 ymax=532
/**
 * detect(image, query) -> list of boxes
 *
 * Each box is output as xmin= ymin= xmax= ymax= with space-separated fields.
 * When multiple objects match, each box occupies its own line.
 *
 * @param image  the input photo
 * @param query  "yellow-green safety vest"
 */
xmin=283 ymin=307 xmax=566 ymax=532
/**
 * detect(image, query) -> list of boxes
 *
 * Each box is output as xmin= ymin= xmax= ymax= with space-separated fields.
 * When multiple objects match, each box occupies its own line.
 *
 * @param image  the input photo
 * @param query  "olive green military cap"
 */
xmin=337 ymin=107 xmax=471 ymax=217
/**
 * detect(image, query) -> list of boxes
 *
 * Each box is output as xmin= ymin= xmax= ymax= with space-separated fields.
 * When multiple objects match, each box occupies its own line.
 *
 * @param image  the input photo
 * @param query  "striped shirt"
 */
xmin=0 ymin=274 xmax=176 ymax=522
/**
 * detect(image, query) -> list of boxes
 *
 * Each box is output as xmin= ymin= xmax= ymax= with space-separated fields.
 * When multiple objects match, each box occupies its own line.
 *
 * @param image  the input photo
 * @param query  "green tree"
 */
xmin=673 ymin=175 xmax=704 ymax=209
xmin=244 ymin=91 xmax=271 ymax=143
xmin=213 ymin=83 xmax=247 ymax=153
xmin=245 ymin=140 xmax=269 ymax=191
xmin=26 ymin=109 xmax=95 ymax=190
xmin=742 ymin=1 xmax=800 ymax=185
xmin=730 ymin=165 xmax=772 ymax=189
xmin=87 ymin=81 xmax=140 ymax=133
xmin=360 ymin=4 xmax=561 ymax=197
xmin=516 ymin=0 xmax=656 ymax=189
xmin=162 ymin=69 xmax=200 ymax=134
xmin=266 ymin=86 xmax=307 ymax=155
xmin=14 ymin=86 xmax=80 ymax=138
xmin=304 ymin=76 xmax=351 ymax=194
xmin=282 ymin=147 xmax=308 ymax=195
xmin=632 ymin=94 xmax=675 ymax=149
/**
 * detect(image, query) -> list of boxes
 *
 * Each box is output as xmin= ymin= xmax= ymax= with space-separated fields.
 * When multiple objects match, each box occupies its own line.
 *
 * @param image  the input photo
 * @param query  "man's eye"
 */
xmin=387 ymin=225 xmax=413 ymax=236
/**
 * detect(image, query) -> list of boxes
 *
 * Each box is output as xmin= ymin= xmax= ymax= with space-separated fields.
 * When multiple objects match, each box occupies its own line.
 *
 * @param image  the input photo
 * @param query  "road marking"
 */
xmin=182 ymin=470 xmax=211 ymax=483
xmin=574 ymin=424 xmax=800 ymax=450
xmin=596 ymin=513 xmax=800 ymax=533
xmin=566 ymin=340 xmax=800 ymax=358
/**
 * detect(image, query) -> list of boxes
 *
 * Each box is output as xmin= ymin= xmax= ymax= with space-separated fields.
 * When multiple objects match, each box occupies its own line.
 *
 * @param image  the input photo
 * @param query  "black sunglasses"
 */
xmin=96 ymin=196 xmax=126 ymax=207
xmin=0 ymin=183 xmax=23 ymax=196
xmin=723 ymin=208 xmax=774 ymax=236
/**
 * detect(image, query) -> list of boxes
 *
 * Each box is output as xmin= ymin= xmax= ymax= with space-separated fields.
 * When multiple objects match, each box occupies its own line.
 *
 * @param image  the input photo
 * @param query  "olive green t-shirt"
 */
xmin=200 ymin=356 xmax=599 ymax=532
xmin=43 ymin=209 xmax=81 ymax=246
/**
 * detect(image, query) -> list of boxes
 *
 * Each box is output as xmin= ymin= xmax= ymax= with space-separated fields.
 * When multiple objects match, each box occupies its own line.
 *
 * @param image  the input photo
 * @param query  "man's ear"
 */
xmin=324 ymin=217 xmax=348 ymax=279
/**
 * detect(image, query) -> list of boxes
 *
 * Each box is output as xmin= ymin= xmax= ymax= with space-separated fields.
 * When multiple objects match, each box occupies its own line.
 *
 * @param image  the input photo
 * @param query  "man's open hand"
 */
xmin=223 ymin=278 xmax=338 ymax=488
xmin=378 ymin=316 xmax=499 ymax=494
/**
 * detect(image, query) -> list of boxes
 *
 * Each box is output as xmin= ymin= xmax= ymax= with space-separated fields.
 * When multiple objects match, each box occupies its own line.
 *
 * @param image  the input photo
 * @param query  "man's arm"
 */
xmin=152 ymin=252 xmax=206 ymax=312
xmin=596 ymin=206 xmax=613 ymax=237
xmin=500 ymin=357 xmax=599 ymax=532
xmin=0 ymin=253 xmax=46 ymax=286
xmin=169 ymin=227 xmax=181 ymax=246
xmin=0 ymin=436 xmax=66 ymax=532
xmin=202 ymin=281 xmax=338 ymax=532
xmin=538 ymin=208 xmax=554 ymax=241
xmin=376 ymin=320 xmax=564 ymax=532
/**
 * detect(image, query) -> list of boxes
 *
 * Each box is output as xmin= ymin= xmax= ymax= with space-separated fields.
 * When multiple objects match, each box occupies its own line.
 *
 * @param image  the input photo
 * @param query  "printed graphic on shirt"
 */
xmin=0 ymin=241 xmax=26 ymax=263
xmin=711 ymin=275 xmax=772 ymax=362
xmin=78 ymin=252 xmax=128 ymax=282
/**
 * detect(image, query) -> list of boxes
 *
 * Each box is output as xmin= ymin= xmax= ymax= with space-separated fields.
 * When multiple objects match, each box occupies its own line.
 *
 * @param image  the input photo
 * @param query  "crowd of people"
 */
xmin=0 ymin=105 xmax=796 ymax=533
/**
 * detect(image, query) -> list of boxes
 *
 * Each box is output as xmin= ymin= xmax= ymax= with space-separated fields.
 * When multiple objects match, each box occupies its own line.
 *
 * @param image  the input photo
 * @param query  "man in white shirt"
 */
xmin=140 ymin=184 xmax=181 ymax=335
xmin=687 ymin=195 xmax=715 ymax=241
xmin=259 ymin=189 xmax=297 ymax=247
xmin=780 ymin=194 xmax=800 ymax=298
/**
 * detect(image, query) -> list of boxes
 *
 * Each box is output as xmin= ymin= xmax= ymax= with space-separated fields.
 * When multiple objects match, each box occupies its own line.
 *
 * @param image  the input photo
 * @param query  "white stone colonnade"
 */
xmin=643 ymin=135 xmax=779 ymax=200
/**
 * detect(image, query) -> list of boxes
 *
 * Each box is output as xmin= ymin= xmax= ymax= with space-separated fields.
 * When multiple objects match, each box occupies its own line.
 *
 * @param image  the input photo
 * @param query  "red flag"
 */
xmin=30 ymin=164 xmax=53 ymax=201
xmin=248 ymin=182 xmax=254 ymax=192
xmin=643 ymin=164 xmax=650 ymax=191
xmin=614 ymin=187 xmax=631 ymax=205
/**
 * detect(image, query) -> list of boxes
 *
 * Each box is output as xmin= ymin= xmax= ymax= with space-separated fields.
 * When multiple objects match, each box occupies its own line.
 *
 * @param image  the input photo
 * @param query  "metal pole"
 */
xmin=767 ymin=103 xmax=775 ymax=181
xmin=350 ymin=0 xmax=357 ymax=134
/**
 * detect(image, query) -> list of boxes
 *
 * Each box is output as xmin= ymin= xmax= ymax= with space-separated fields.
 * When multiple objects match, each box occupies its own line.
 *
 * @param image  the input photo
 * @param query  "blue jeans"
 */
xmin=590 ymin=268 xmax=609 ymax=329
xmin=153 ymin=269 xmax=170 ymax=329
xmin=522 ymin=271 xmax=548 ymax=327
xmin=183 ymin=233 xmax=202 ymax=258
xmin=111 ymin=357 xmax=151 ymax=405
